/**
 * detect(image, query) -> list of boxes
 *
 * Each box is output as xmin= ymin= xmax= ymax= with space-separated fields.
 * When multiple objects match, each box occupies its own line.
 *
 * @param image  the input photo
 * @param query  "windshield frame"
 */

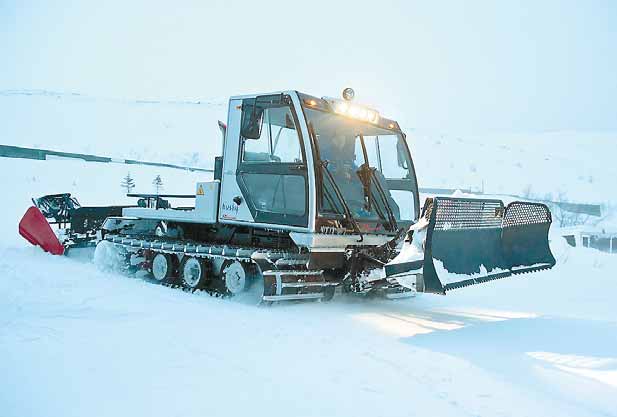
xmin=300 ymin=98 xmax=420 ymax=232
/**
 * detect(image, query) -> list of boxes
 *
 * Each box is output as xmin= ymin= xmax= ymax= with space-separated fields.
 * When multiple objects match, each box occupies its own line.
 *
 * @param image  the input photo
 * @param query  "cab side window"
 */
xmin=242 ymin=107 xmax=304 ymax=164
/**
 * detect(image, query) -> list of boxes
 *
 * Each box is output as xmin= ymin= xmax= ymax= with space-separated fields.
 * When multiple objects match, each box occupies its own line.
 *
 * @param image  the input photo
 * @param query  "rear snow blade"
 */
xmin=19 ymin=206 xmax=65 ymax=255
xmin=388 ymin=197 xmax=555 ymax=294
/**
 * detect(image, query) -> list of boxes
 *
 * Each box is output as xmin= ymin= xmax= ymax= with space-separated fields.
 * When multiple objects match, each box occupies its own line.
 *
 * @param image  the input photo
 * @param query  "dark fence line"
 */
xmin=0 ymin=144 xmax=213 ymax=173
xmin=418 ymin=187 xmax=602 ymax=217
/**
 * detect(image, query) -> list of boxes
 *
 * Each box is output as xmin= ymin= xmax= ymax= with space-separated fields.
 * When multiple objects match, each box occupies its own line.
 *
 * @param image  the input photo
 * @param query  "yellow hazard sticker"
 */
xmin=197 ymin=185 xmax=205 ymax=196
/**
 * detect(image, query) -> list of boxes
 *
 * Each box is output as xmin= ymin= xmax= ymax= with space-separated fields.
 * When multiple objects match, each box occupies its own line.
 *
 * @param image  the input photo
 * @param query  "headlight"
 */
xmin=330 ymin=101 xmax=380 ymax=124
xmin=335 ymin=102 xmax=349 ymax=114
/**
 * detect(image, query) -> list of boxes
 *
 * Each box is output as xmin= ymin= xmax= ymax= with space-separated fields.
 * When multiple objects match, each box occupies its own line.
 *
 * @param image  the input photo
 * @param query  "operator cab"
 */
xmin=219 ymin=89 xmax=419 ymax=245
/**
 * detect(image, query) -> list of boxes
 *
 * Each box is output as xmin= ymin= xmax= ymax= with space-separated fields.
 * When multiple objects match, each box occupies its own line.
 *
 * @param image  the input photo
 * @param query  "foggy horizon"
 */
xmin=2 ymin=0 xmax=616 ymax=132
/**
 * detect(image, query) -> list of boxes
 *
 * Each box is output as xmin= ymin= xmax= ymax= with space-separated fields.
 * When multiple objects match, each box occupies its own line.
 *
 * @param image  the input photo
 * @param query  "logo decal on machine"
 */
xmin=221 ymin=203 xmax=239 ymax=214
xmin=320 ymin=225 xmax=347 ymax=235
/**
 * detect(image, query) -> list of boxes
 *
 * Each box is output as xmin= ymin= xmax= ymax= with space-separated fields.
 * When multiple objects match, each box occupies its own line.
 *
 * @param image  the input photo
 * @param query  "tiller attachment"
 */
xmin=18 ymin=193 xmax=126 ymax=255
xmin=19 ymin=206 xmax=65 ymax=255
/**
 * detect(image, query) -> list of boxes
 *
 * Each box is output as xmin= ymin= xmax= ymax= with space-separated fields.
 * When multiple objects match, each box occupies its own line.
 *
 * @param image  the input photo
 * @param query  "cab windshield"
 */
xmin=303 ymin=107 xmax=418 ymax=229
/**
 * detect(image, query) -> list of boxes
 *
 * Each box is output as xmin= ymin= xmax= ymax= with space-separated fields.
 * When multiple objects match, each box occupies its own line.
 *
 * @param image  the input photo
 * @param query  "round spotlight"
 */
xmin=342 ymin=87 xmax=355 ymax=101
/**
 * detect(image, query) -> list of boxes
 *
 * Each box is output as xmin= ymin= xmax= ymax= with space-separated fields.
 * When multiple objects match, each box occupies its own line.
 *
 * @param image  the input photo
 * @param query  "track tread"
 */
xmin=443 ymin=263 xmax=553 ymax=292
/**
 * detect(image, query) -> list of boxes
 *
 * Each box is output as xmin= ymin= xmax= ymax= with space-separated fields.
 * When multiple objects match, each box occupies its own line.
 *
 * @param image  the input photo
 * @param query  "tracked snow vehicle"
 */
xmin=19 ymin=89 xmax=556 ymax=302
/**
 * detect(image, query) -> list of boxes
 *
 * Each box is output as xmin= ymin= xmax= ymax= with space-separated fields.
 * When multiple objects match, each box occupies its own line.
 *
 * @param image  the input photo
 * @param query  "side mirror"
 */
xmin=240 ymin=94 xmax=288 ymax=140
xmin=240 ymin=98 xmax=264 ymax=139
xmin=217 ymin=120 xmax=227 ymax=140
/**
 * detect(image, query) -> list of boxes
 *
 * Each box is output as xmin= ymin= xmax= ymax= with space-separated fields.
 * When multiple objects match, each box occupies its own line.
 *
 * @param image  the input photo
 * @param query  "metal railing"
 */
xmin=0 ymin=144 xmax=213 ymax=173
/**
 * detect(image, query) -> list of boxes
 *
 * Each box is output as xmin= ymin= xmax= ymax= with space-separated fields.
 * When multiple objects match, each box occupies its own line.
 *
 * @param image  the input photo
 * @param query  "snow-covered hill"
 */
xmin=0 ymin=90 xmax=226 ymax=168
xmin=2 ymin=90 xmax=615 ymax=204
xmin=409 ymin=130 xmax=617 ymax=204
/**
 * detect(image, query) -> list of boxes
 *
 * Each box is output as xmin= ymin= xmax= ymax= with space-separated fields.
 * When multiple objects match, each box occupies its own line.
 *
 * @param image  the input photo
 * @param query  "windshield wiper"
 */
xmin=356 ymin=164 xmax=397 ymax=232
xmin=369 ymin=168 xmax=398 ymax=232
xmin=356 ymin=163 xmax=373 ymax=212
xmin=321 ymin=161 xmax=364 ymax=242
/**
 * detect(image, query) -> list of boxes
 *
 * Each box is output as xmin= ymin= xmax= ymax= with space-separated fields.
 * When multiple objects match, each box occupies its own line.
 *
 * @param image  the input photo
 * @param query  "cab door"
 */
xmin=233 ymin=94 xmax=309 ymax=228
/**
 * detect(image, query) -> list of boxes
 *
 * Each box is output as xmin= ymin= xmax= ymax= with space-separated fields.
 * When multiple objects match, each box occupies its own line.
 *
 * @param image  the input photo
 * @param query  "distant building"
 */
xmin=561 ymin=212 xmax=617 ymax=254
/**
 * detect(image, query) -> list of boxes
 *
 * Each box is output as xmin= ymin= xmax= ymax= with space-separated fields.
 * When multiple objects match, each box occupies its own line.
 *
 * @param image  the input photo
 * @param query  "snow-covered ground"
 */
xmin=2 ymin=229 xmax=616 ymax=417
xmin=1 ymin=162 xmax=617 ymax=417
xmin=1 ymin=93 xmax=616 ymax=417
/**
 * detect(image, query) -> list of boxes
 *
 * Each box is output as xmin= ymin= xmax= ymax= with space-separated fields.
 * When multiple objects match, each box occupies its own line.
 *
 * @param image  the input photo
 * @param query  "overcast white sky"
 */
xmin=1 ymin=0 xmax=616 ymax=131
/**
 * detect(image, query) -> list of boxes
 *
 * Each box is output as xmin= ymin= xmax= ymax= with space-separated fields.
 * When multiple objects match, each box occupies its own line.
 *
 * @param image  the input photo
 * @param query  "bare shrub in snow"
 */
xmin=550 ymin=191 xmax=591 ymax=228
xmin=121 ymin=172 xmax=135 ymax=193
xmin=152 ymin=175 xmax=164 ymax=194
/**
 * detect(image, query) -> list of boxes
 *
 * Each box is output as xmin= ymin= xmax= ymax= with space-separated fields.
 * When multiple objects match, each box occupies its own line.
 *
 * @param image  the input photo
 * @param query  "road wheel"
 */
xmin=151 ymin=253 xmax=176 ymax=283
xmin=181 ymin=257 xmax=207 ymax=290
xmin=221 ymin=261 xmax=248 ymax=295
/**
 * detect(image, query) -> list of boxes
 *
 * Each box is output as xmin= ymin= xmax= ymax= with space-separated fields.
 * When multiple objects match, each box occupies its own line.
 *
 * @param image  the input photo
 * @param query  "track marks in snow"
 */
xmin=2 ymin=245 xmax=617 ymax=417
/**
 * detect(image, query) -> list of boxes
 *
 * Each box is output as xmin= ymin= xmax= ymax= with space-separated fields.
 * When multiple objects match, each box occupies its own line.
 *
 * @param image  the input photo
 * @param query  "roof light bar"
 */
xmin=324 ymin=97 xmax=380 ymax=124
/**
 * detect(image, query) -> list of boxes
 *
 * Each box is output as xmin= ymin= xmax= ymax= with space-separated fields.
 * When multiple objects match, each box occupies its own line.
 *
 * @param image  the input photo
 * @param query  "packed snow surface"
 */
xmin=1 ymin=155 xmax=616 ymax=417
xmin=2 ymin=239 xmax=617 ymax=417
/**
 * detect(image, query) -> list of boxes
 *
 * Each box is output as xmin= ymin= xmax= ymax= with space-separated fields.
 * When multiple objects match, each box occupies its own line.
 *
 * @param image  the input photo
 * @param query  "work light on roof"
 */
xmin=342 ymin=87 xmax=355 ymax=101
xmin=325 ymin=98 xmax=380 ymax=125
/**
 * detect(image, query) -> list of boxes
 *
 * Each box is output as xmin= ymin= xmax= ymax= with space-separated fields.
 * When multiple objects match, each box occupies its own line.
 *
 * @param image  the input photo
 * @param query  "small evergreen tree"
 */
xmin=152 ymin=175 xmax=164 ymax=194
xmin=121 ymin=172 xmax=136 ymax=193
